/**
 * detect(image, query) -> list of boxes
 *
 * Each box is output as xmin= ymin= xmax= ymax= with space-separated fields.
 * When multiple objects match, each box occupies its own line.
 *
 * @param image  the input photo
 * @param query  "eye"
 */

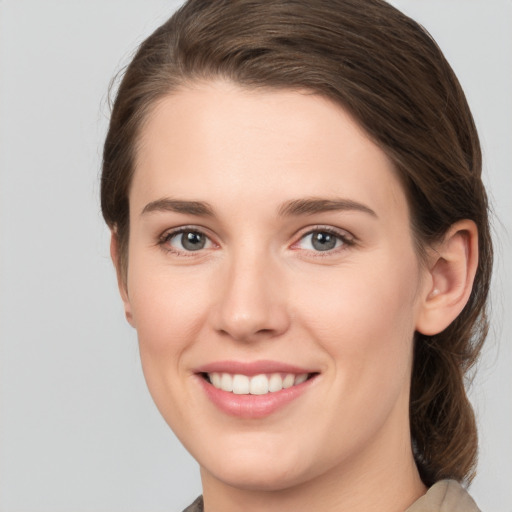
xmin=295 ymin=229 xmax=352 ymax=252
xmin=160 ymin=228 xmax=213 ymax=253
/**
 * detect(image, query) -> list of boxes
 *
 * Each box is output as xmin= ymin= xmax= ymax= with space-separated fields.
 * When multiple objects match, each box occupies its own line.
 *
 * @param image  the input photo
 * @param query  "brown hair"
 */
xmin=101 ymin=0 xmax=492 ymax=486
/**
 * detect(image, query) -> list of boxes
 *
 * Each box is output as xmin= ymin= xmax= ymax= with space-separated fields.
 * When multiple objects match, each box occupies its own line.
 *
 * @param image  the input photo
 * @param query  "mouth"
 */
xmin=194 ymin=361 xmax=319 ymax=418
xmin=201 ymin=371 xmax=316 ymax=395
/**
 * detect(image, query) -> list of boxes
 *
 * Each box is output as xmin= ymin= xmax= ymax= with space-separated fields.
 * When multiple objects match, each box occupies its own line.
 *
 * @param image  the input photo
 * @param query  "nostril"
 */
xmin=255 ymin=328 xmax=277 ymax=336
xmin=216 ymin=325 xmax=283 ymax=342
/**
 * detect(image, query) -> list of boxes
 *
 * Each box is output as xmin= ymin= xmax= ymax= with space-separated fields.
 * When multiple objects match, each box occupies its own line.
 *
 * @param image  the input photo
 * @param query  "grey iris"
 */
xmin=312 ymin=231 xmax=337 ymax=251
xmin=182 ymin=231 xmax=206 ymax=251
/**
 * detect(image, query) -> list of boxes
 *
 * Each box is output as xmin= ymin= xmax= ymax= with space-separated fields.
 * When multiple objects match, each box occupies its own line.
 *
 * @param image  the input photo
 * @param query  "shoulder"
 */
xmin=181 ymin=495 xmax=203 ymax=512
xmin=406 ymin=480 xmax=481 ymax=512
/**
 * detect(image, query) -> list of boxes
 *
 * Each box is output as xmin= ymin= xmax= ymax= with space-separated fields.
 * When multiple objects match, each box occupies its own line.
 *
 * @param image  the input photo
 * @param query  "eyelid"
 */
xmin=157 ymin=225 xmax=218 ymax=255
xmin=156 ymin=224 xmax=356 ymax=257
xmin=290 ymin=225 xmax=356 ymax=253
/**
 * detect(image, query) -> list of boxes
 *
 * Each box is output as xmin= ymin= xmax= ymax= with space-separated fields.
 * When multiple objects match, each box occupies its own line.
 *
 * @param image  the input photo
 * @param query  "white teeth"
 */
xmin=232 ymin=374 xmax=250 ymax=394
xmin=220 ymin=373 xmax=233 ymax=392
xmin=211 ymin=372 xmax=222 ymax=388
xmin=294 ymin=374 xmax=308 ymax=385
xmin=283 ymin=374 xmax=295 ymax=389
xmin=268 ymin=373 xmax=283 ymax=392
xmin=208 ymin=372 xmax=310 ymax=395
xmin=250 ymin=374 xmax=269 ymax=395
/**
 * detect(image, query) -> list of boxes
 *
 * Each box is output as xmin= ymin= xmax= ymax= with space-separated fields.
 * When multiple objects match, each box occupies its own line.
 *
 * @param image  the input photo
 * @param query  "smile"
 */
xmin=195 ymin=361 xmax=319 ymax=419
xmin=205 ymin=372 xmax=310 ymax=395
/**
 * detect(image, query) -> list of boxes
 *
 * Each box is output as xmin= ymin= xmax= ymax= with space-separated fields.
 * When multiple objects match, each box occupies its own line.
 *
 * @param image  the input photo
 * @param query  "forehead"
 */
xmin=132 ymin=81 xmax=408 ymax=222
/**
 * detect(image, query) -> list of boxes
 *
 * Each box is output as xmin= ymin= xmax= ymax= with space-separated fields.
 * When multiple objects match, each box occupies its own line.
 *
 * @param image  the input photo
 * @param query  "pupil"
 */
xmin=312 ymin=232 xmax=336 ymax=251
xmin=182 ymin=231 xmax=205 ymax=251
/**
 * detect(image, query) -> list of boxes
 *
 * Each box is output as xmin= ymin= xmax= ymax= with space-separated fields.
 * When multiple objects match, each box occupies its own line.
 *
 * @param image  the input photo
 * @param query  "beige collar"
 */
xmin=406 ymin=480 xmax=481 ymax=512
xmin=183 ymin=479 xmax=480 ymax=512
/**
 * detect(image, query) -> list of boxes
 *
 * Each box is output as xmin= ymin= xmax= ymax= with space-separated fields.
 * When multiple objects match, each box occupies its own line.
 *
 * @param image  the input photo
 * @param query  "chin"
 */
xmin=197 ymin=441 xmax=314 ymax=492
xmin=206 ymin=462 xmax=307 ymax=492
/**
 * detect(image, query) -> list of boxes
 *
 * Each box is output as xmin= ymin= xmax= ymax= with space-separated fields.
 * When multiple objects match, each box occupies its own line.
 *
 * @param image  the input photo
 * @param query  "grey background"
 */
xmin=0 ymin=1 xmax=510 ymax=510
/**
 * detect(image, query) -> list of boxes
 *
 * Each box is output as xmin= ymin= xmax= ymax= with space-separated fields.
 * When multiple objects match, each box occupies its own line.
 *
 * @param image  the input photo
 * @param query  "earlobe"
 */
xmin=110 ymin=231 xmax=135 ymax=328
xmin=416 ymin=220 xmax=479 ymax=336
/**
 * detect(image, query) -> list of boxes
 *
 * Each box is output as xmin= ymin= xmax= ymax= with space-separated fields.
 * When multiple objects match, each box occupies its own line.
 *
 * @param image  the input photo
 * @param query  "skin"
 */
xmin=113 ymin=81 xmax=478 ymax=512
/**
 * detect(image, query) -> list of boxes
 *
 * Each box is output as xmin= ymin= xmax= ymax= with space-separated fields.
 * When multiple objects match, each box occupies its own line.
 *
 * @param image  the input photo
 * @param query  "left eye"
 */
xmin=163 ymin=229 xmax=213 ymax=252
xmin=297 ymin=230 xmax=346 ymax=252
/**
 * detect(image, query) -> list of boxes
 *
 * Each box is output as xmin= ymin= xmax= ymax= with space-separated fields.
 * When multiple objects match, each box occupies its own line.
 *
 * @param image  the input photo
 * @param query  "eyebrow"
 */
xmin=140 ymin=197 xmax=377 ymax=218
xmin=278 ymin=198 xmax=377 ymax=218
xmin=141 ymin=198 xmax=214 ymax=217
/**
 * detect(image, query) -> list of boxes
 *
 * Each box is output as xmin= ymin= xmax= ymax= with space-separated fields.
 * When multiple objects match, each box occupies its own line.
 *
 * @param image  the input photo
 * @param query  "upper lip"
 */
xmin=194 ymin=360 xmax=317 ymax=376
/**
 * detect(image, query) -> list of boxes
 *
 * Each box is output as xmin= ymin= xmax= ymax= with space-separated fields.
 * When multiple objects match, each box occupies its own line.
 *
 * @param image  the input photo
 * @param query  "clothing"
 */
xmin=181 ymin=479 xmax=480 ymax=512
xmin=405 ymin=480 xmax=481 ymax=512
xmin=182 ymin=495 xmax=203 ymax=512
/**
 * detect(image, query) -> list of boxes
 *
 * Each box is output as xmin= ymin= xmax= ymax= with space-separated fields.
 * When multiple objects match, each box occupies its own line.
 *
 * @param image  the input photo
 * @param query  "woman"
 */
xmin=101 ymin=1 xmax=492 ymax=510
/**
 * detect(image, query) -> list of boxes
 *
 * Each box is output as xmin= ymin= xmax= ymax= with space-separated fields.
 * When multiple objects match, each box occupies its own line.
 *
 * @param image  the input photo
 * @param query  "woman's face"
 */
xmin=121 ymin=81 xmax=430 ymax=492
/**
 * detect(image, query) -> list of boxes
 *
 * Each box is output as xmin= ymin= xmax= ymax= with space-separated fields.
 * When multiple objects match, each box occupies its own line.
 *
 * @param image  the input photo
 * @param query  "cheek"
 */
xmin=126 ymin=258 xmax=212 ymax=360
xmin=296 ymin=253 xmax=420 ymax=382
xmin=125 ymin=261 xmax=214 ymax=420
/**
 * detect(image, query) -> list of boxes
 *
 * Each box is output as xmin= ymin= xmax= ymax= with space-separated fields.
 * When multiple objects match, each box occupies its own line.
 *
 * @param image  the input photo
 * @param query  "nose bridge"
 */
xmin=212 ymin=241 xmax=289 ymax=341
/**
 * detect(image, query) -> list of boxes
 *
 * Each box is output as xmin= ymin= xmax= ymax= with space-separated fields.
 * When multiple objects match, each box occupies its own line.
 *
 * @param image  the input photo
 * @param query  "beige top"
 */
xmin=182 ymin=479 xmax=481 ymax=512
xmin=406 ymin=480 xmax=481 ymax=512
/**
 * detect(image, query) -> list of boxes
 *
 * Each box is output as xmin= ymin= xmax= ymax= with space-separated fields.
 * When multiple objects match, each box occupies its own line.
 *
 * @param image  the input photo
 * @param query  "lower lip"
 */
xmin=198 ymin=375 xmax=316 ymax=419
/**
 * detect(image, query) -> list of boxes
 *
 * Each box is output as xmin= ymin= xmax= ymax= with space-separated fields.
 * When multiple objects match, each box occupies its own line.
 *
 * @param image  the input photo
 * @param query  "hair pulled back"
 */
xmin=101 ymin=0 xmax=492 ymax=486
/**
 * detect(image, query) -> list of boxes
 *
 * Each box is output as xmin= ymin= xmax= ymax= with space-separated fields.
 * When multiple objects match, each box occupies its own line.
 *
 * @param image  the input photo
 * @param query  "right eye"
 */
xmin=160 ymin=228 xmax=214 ymax=253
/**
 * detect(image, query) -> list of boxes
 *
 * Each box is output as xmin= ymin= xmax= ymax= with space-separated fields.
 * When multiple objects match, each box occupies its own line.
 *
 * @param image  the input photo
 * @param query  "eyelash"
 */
xmin=157 ymin=225 xmax=356 ymax=256
xmin=292 ymin=226 xmax=356 ymax=256
xmin=158 ymin=226 xmax=215 ymax=256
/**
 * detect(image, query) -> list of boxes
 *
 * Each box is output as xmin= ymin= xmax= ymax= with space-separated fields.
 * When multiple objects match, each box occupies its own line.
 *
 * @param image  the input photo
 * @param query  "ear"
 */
xmin=415 ymin=220 xmax=479 ymax=336
xmin=110 ymin=231 xmax=135 ymax=327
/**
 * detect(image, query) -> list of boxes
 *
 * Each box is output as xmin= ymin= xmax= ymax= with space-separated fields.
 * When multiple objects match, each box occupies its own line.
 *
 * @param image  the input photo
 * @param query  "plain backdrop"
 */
xmin=0 ymin=1 xmax=510 ymax=511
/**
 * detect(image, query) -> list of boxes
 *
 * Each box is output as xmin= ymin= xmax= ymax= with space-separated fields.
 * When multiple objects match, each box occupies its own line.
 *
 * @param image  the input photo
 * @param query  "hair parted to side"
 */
xmin=101 ymin=0 xmax=492 ymax=486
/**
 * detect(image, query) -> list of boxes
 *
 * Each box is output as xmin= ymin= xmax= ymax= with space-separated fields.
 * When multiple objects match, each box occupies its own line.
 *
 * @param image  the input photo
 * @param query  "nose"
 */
xmin=210 ymin=249 xmax=291 ymax=342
